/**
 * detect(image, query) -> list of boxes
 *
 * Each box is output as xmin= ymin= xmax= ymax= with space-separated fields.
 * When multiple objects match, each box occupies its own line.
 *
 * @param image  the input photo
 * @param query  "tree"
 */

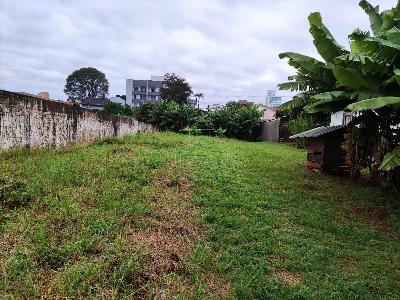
xmin=160 ymin=73 xmax=193 ymax=105
xmin=194 ymin=93 xmax=204 ymax=108
xmin=64 ymin=67 xmax=109 ymax=102
xmin=278 ymin=0 xmax=400 ymax=186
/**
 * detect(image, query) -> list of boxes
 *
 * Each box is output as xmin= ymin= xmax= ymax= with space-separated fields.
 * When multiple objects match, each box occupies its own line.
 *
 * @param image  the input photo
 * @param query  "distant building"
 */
xmin=110 ymin=95 xmax=126 ymax=106
xmin=80 ymin=98 xmax=109 ymax=111
xmin=126 ymin=75 xmax=164 ymax=107
xmin=330 ymin=111 xmax=355 ymax=126
xmin=265 ymin=90 xmax=282 ymax=109
xmin=236 ymin=99 xmax=255 ymax=105
xmin=207 ymin=104 xmax=224 ymax=111
xmin=18 ymin=91 xmax=50 ymax=100
xmin=37 ymin=92 xmax=49 ymax=100
xmin=256 ymin=104 xmax=276 ymax=121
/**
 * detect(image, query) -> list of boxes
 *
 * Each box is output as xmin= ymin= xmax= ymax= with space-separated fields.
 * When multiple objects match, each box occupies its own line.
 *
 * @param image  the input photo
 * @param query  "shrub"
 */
xmin=288 ymin=114 xmax=315 ymax=135
xmin=133 ymin=101 xmax=262 ymax=141
xmin=182 ymin=125 xmax=202 ymax=135
xmin=205 ymin=105 xmax=262 ymax=141
xmin=215 ymin=127 xmax=227 ymax=138
xmin=102 ymin=102 xmax=134 ymax=117
xmin=133 ymin=102 xmax=202 ymax=132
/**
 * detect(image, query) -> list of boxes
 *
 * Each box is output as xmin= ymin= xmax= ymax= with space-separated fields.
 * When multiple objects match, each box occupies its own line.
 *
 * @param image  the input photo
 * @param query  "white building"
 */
xmin=265 ymin=90 xmax=282 ymax=109
xmin=110 ymin=96 xmax=126 ymax=106
xmin=207 ymin=104 xmax=224 ymax=111
xmin=330 ymin=111 xmax=354 ymax=126
xmin=126 ymin=75 xmax=164 ymax=107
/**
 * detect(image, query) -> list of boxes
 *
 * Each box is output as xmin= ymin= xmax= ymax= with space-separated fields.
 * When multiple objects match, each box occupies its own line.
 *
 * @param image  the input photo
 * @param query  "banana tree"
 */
xmin=278 ymin=12 xmax=347 ymax=112
xmin=279 ymin=0 xmax=400 ymax=184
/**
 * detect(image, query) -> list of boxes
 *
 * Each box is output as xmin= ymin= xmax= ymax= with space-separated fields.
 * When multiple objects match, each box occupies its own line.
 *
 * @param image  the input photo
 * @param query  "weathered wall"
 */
xmin=260 ymin=119 xmax=280 ymax=142
xmin=0 ymin=90 xmax=156 ymax=150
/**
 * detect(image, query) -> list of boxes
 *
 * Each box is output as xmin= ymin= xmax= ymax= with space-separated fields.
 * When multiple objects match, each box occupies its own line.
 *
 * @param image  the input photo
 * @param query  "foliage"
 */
xmin=133 ymin=102 xmax=201 ymax=132
xmin=134 ymin=102 xmax=262 ymax=141
xmin=380 ymin=146 xmax=400 ymax=171
xmin=347 ymin=96 xmax=400 ymax=111
xmin=1 ymin=133 xmax=399 ymax=299
xmin=205 ymin=105 xmax=262 ymax=141
xmin=181 ymin=125 xmax=202 ymax=135
xmin=288 ymin=114 xmax=316 ymax=135
xmin=214 ymin=127 xmax=226 ymax=138
xmin=64 ymin=67 xmax=109 ymax=102
xmin=160 ymin=73 xmax=193 ymax=105
xmin=102 ymin=102 xmax=134 ymax=117
xmin=278 ymin=0 xmax=400 ymax=186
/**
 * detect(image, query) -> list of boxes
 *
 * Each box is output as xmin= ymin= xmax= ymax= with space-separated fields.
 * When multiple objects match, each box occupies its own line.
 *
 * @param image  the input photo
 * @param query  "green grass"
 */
xmin=1 ymin=132 xmax=399 ymax=299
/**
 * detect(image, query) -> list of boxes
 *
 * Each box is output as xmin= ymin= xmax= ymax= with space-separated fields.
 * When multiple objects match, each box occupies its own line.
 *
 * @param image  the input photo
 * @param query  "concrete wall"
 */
xmin=0 ymin=90 xmax=156 ymax=151
xmin=260 ymin=119 xmax=280 ymax=142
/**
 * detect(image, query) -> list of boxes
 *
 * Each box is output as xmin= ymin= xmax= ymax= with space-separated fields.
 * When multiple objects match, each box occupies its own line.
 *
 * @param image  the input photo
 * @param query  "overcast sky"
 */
xmin=0 ymin=0 xmax=396 ymax=106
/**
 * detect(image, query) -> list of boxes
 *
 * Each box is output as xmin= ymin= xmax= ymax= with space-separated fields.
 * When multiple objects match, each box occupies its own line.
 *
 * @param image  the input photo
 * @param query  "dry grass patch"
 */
xmin=119 ymin=161 xmax=230 ymax=298
xmin=275 ymin=270 xmax=303 ymax=285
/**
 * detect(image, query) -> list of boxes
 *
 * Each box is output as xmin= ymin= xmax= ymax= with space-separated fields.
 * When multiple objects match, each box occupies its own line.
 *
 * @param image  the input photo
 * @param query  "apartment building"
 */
xmin=126 ymin=75 xmax=164 ymax=107
xmin=265 ymin=90 xmax=282 ymax=109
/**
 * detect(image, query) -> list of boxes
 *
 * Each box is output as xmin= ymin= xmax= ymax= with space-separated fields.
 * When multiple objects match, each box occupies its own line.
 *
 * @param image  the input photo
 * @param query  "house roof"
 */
xmin=80 ymin=98 xmax=109 ymax=106
xmin=256 ymin=104 xmax=276 ymax=111
xmin=290 ymin=125 xmax=346 ymax=139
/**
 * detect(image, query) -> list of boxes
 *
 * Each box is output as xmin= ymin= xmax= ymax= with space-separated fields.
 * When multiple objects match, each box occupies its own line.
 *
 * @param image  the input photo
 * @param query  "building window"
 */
xmin=135 ymin=95 xmax=141 ymax=100
xmin=155 ymin=96 xmax=159 ymax=101
xmin=133 ymin=86 xmax=139 ymax=91
xmin=140 ymin=86 xmax=147 ymax=92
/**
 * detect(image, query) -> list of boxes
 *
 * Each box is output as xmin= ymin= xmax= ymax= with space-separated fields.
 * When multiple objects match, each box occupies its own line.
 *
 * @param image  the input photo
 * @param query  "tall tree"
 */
xmin=64 ymin=67 xmax=109 ymax=102
xmin=160 ymin=73 xmax=193 ymax=105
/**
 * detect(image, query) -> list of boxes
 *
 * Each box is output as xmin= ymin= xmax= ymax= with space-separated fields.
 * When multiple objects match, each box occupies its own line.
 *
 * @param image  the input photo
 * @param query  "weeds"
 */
xmin=0 ymin=133 xmax=399 ymax=299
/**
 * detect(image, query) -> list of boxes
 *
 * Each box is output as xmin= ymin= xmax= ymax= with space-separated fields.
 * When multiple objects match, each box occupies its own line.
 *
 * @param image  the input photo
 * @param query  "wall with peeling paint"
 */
xmin=0 ymin=90 xmax=156 ymax=150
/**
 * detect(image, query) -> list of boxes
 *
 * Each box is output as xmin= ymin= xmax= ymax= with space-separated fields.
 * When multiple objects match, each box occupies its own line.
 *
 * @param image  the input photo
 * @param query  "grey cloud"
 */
xmin=0 ymin=0 xmax=396 ymax=106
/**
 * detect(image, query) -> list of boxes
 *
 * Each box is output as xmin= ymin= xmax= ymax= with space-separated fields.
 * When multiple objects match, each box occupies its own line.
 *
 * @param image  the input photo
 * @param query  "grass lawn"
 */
xmin=1 ymin=132 xmax=400 ymax=299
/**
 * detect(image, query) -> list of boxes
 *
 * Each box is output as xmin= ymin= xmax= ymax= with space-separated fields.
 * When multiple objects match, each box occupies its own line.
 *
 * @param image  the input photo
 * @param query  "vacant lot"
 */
xmin=1 ymin=133 xmax=399 ymax=299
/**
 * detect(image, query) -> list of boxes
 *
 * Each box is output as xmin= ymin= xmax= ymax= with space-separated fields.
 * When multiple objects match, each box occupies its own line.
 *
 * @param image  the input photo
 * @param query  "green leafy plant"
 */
xmin=288 ymin=114 xmax=315 ymax=135
xmin=215 ymin=127 xmax=226 ymax=138
xmin=103 ymin=102 xmax=134 ymax=117
xmin=278 ymin=0 xmax=400 ymax=188
xmin=182 ymin=125 xmax=202 ymax=135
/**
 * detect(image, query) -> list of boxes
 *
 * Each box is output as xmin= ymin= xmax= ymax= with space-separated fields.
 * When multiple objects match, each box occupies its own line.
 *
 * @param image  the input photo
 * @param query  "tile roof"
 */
xmin=290 ymin=125 xmax=346 ymax=139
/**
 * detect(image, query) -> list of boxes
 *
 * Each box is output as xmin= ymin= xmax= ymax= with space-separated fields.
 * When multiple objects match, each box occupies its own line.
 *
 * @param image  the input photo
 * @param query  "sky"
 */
xmin=0 ymin=0 xmax=396 ymax=107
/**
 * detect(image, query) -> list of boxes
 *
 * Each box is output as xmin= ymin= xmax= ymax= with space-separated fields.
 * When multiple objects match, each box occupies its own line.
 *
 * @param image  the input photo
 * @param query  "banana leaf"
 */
xmin=379 ymin=146 xmax=400 ymax=171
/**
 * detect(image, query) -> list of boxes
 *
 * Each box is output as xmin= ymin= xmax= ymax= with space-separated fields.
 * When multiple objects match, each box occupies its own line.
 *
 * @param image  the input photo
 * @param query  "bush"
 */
xmin=133 ymin=102 xmax=202 ymax=132
xmin=215 ymin=127 xmax=226 ymax=138
xmin=288 ymin=114 xmax=315 ymax=135
xmin=133 ymin=101 xmax=262 ymax=141
xmin=182 ymin=125 xmax=202 ymax=135
xmin=103 ymin=102 xmax=134 ymax=117
xmin=205 ymin=105 xmax=262 ymax=141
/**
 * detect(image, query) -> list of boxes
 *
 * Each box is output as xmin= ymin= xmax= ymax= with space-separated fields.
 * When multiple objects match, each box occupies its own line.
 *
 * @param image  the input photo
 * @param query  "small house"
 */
xmin=290 ymin=125 xmax=348 ymax=173
xmin=80 ymin=98 xmax=109 ymax=111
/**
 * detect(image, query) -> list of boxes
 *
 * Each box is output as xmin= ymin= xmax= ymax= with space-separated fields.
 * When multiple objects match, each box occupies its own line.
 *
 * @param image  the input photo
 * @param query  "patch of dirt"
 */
xmin=341 ymin=258 xmax=358 ymax=273
xmin=335 ymin=213 xmax=348 ymax=224
xmin=268 ymin=254 xmax=303 ymax=285
xmin=275 ymin=270 xmax=303 ymax=285
xmin=354 ymin=209 xmax=390 ymax=231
